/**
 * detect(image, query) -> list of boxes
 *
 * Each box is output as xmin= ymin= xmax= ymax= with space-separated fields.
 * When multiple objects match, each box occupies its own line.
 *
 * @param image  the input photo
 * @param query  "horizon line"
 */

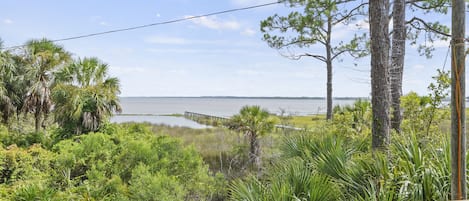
xmin=118 ymin=96 xmax=371 ymax=99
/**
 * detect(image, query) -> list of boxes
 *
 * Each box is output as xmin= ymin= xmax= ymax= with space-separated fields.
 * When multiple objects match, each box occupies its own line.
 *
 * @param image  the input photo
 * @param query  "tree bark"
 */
xmin=34 ymin=107 xmax=42 ymax=133
xmin=450 ymin=0 xmax=466 ymax=199
xmin=249 ymin=132 xmax=261 ymax=170
xmin=369 ymin=0 xmax=391 ymax=151
xmin=390 ymin=0 xmax=406 ymax=133
xmin=326 ymin=16 xmax=333 ymax=121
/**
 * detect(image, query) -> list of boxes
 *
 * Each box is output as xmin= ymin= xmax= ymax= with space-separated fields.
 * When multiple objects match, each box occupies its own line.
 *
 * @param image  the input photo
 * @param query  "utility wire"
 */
xmin=3 ymin=1 xmax=281 ymax=50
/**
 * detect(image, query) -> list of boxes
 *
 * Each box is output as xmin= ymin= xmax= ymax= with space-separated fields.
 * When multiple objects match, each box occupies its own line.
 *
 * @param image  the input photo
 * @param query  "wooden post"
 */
xmin=451 ymin=0 xmax=466 ymax=199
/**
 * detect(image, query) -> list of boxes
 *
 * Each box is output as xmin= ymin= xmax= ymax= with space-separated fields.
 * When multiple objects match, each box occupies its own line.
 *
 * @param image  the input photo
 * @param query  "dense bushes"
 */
xmin=229 ymin=129 xmax=453 ymax=200
xmin=0 ymin=123 xmax=221 ymax=200
xmin=229 ymin=88 xmax=453 ymax=201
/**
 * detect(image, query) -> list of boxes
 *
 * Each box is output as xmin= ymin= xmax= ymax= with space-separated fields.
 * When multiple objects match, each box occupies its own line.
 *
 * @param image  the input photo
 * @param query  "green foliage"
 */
xmin=129 ymin=164 xmax=185 ymax=201
xmin=260 ymin=0 xmax=368 ymax=58
xmin=333 ymin=99 xmax=372 ymax=137
xmin=53 ymin=57 xmax=122 ymax=136
xmin=12 ymin=182 xmax=57 ymax=201
xmin=229 ymin=105 xmax=276 ymax=170
xmin=400 ymin=69 xmax=450 ymax=139
xmin=0 ymin=144 xmax=55 ymax=185
xmin=229 ymin=105 xmax=276 ymax=137
xmin=407 ymin=1 xmax=451 ymax=58
xmin=21 ymin=39 xmax=72 ymax=133
xmin=0 ymin=38 xmax=121 ymax=139
xmin=391 ymin=134 xmax=451 ymax=200
xmin=0 ymin=46 xmax=18 ymax=124
xmin=230 ymin=160 xmax=342 ymax=201
xmin=0 ymin=123 xmax=221 ymax=200
xmin=230 ymin=121 xmax=453 ymax=200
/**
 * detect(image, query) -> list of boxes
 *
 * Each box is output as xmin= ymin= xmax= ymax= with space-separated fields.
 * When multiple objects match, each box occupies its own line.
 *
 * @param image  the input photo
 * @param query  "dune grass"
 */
xmin=150 ymin=124 xmax=286 ymax=178
xmin=289 ymin=115 xmax=326 ymax=128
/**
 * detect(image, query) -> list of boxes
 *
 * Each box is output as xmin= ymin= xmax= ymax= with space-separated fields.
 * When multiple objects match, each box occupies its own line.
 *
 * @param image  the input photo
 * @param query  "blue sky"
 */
xmin=0 ymin=0 xmax=461 ymax=97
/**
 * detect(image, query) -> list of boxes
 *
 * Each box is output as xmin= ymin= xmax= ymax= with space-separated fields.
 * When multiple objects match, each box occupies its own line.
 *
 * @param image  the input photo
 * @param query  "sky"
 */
xmin=0 ymin=0 xmax=464 ymax=97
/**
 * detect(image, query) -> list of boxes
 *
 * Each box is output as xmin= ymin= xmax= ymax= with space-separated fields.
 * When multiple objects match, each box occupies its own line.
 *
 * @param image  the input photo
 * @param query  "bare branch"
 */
xmin=280 ymin=52 xmax=326 ymax=62
xmin=407 ymin=17 xmax=451 ymax=37
xmin=277 ymin=48 xmax=327 ymax=62
xmin=334 ymin=2 xmax=369 ymax=25
xmin=304 ymin=53 xmax=327 ymax=62
xmin=276 ymin=39 xmax=326 ymax=49
xmin=331 ymin=49 xmax=348 ymax=60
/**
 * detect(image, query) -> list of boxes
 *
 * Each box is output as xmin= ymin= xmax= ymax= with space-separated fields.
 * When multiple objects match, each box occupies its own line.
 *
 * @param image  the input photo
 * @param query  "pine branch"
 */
xmin=407 ymin=17 xmax=451 ymax=37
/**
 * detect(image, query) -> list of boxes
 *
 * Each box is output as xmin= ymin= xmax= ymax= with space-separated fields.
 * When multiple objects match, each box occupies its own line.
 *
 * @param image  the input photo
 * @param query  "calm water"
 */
xmin=111 ymin=115 xmax=211 ymax=129
xmin=111 ymin=97 xmax=361 ymax=128
xmin=115 ymin=97 xmax=361 ymax=116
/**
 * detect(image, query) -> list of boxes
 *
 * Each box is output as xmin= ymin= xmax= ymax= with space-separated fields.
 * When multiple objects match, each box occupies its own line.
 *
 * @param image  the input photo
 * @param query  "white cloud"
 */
xmin=111 ymin=66 xmax=145 ymax=76
xmin=331 ymin=27 xmax=350 ymax=40
xmin=185 ymin=16 xmax=240 ymax=30
xmin=145 ymin=36 xmax=262 ymax=48
xmin=146 ymin=48 xmax=270 ymax=56
xmin=168 ymin=69 xmax=188 ymax=75
xmin=241 ymin=28 xmax=256 ymax=36
xmin=90 ymin=16 xmax=110 ymax=27
xmin=99 ymin=21 xmax=110 ymax=26
xmin=145 ymin=36 xmax=188 ymax=45
xmin=236 ymin=69 xmax=263 ymax=76
xmin=291 ymin=72 xmax=318 ymax=79
xmin=3 ymin=19 xmax=13 ymax=24
xmin=332 ymin=19 xmax=369 ymax=40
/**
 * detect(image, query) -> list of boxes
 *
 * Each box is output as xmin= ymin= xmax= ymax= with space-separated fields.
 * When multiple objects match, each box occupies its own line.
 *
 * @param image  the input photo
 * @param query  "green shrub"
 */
xmin=129 ymin=164 xmax=185 ymax=201
xmin=12 ymin=182 xmax=57 ymax=201
xmin=230 ymin=127 xmax=454 ymax=201
xmin=0 ymin=123 xmax=221 ymax=200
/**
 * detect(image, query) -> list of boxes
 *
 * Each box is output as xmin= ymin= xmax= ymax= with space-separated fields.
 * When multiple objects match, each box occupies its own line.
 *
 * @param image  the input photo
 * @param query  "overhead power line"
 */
xmin=4 ymin=1 xmax=281 ymax=50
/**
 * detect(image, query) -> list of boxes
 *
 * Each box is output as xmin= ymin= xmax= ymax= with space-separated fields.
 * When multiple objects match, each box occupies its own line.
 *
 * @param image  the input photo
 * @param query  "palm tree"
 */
xmin=53 ymin=57 xmax=121 ymax=135
xmin=0 ymin=40 xmax=16 ymax=124
xmin=21 ymin=39 xmax=71 ymax=133
xmin=229 ymin=105 xmax=275 ymax=170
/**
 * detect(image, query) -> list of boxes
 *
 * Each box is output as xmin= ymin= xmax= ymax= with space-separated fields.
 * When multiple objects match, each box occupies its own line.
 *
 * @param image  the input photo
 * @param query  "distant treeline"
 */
xmin=119 ymin=96 xmax=369 ymax=100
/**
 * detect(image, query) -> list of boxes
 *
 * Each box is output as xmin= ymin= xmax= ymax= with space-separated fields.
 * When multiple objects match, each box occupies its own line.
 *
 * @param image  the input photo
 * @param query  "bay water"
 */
xmin=111 ymin=97 xmax=362 ymax=128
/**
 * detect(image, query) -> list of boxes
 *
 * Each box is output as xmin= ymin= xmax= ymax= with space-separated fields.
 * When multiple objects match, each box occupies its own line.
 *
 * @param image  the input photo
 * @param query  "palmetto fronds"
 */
xmin=20 ymin=39 xmax=72 ymax=132
xmin=229 ymin=105 xmax=276 ymax=170
xmin=230 ymin=129 xmax=453 ymax=200
xmin=52 ymin=57 xmax=121 ymax=135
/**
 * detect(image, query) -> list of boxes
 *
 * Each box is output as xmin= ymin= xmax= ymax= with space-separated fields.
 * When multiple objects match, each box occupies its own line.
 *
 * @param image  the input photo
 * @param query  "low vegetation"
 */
xmin=0 ymin=123 xmax=225 ymax=200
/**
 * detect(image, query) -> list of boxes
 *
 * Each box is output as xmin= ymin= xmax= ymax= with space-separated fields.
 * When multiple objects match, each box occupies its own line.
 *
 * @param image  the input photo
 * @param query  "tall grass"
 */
xmin=148 ymin=123 xmax=286 ymax=180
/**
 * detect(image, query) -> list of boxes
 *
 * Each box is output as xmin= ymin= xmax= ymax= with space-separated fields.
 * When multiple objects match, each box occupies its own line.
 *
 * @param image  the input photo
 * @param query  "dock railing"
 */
xmin=184 ymin=111 xmax=305 ymax=132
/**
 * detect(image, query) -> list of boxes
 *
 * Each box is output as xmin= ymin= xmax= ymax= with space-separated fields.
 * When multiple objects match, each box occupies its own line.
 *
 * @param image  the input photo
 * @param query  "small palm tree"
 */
xmin=230 ymin=105 xmax=275 ymax=170
xmin=21 ymin=39 xmax=71 ymax=132
xmin=53 ymin=57 xmax=121 ymax=135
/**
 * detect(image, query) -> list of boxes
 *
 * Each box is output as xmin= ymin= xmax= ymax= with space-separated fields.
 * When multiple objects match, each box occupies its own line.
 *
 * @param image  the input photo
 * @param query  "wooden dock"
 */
xmin=184 ymin=111 xmax=305 ymax=131
xmin=184 ymin=111 xmax=230 ymax=125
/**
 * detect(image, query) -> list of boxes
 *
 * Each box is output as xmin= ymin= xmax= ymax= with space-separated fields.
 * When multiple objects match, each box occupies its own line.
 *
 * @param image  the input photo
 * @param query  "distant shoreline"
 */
xmin=119 ymin=96 xmax=370 ymax=100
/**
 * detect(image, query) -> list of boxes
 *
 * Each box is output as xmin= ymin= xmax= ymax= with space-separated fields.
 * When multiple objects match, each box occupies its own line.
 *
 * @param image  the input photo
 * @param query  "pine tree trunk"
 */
xmin=326 ymin=60 xmax=333 ymax=120
xmin=326 ymin=16 xmax=333 ymax=120
xmin=390 ymin=0 xmax=406 ymax=133
xmin=369 ymin=0 xmax=391 ymax=151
